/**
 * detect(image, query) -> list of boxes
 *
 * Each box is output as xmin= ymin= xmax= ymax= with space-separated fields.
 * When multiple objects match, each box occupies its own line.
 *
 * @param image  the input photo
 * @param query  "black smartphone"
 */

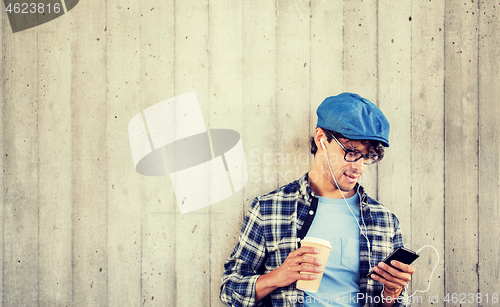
xmin=367 ymin=247 xmax=419 ymax=277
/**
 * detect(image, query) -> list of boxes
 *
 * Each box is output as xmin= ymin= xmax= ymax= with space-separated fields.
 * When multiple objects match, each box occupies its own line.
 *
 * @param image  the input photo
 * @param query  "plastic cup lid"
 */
xmin=301 ymin=237 xmax=332 ymax=249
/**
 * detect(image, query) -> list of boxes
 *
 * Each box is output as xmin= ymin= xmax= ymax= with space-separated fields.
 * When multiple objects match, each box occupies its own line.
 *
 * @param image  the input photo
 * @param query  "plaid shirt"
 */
xmin=220 ymin=173 xmax=410 ymax=307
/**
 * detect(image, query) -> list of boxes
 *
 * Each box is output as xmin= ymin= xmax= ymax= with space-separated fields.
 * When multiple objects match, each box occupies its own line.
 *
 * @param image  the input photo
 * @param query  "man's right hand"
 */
xmin=255 ymin=246 xmax=324 ymax=302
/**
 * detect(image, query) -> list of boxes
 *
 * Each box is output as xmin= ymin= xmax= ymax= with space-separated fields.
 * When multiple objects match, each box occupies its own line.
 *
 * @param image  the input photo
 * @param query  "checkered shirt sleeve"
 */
xmin=220 ymin=197 xmax=268 ymax=307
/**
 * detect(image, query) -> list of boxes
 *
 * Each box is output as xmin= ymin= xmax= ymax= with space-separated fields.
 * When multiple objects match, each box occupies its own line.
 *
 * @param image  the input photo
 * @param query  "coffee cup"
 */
xmin=296 ymin=237 xmax=332 ymax=293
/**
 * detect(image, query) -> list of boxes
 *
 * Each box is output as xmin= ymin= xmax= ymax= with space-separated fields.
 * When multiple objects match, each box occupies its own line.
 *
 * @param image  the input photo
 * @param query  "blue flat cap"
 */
xmin=316 ymin=93 xmax=390 ymax=147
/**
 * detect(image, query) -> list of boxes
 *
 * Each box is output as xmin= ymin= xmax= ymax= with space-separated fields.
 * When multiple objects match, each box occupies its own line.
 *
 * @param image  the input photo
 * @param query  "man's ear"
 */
xmin=314 ymin=128 xmax=327 ymax=150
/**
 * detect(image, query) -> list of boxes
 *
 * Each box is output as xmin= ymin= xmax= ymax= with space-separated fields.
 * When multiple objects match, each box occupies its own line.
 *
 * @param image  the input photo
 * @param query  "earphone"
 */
xmin=319 ymin=136 xmax=439 ymax=298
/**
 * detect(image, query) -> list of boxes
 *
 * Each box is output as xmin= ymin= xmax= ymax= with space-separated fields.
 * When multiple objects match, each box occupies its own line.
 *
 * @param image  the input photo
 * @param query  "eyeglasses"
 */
xmin=329 ymin=134 xmax=382 ymax=165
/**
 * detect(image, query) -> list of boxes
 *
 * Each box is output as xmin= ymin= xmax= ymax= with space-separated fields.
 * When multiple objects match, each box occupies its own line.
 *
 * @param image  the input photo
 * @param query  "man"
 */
xmin=220 ymin=93 xmax=415 ymax=307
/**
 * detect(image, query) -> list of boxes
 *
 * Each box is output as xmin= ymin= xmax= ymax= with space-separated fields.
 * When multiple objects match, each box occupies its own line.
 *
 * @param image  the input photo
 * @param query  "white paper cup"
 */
xmin=296 ymin=237 xmax=332 ymax=293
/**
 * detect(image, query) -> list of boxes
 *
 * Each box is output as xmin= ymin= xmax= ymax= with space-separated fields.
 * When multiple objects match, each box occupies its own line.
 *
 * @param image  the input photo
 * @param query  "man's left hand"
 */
xmin=370 ymin=260 xmax=415 ymax=296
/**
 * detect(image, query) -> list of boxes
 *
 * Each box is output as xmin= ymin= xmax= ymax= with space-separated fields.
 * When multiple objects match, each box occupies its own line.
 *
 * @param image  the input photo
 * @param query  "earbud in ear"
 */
xmin=320 ymin=138 xmax=326 ymax=149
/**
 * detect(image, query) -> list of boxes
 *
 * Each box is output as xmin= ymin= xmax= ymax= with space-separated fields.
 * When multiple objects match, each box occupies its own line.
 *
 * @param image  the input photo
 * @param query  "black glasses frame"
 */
xmin=329 ymin=134 xmax=381 ymax=165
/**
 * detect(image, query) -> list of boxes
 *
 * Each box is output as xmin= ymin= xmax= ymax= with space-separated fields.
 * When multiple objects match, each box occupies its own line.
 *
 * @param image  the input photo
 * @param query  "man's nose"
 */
xmin=350 ymin=158 xmax=365 ymax=172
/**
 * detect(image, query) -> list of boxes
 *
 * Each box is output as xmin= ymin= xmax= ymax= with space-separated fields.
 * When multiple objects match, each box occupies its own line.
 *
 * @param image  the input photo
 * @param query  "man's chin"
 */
xmin=339 ymin=184 xmax=356 ymax=193
xmin=330 ymin=179 xmax=357 ymax=192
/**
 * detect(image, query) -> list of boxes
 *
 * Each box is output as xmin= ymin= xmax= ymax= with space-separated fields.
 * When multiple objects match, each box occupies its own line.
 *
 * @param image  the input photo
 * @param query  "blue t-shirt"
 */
xmin=303 ymin=194 xmax=362 ymax=306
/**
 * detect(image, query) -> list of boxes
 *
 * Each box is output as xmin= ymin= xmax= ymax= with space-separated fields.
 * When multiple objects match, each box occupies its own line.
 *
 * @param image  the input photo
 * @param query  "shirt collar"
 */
xmin=299 ymin=172 xmax=316 ymax=205
xmin=354 ymin=183 xmax=367 ymax=202
xmin=354 ymin=183 xmax=372 ymax=216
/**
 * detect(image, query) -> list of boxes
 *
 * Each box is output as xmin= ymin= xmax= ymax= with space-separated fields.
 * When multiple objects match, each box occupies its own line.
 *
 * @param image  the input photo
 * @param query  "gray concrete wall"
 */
xmin=1 ymin=0 xmax=499 ymax=306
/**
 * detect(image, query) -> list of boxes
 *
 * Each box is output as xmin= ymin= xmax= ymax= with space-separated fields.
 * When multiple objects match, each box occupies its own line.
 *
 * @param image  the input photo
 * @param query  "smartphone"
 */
xmin=367 ymin=247 xmax=419 ymax=277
